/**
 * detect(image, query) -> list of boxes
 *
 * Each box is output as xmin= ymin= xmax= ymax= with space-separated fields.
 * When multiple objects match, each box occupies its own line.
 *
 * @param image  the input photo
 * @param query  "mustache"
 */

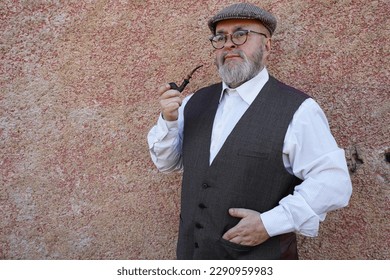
xmin=220 ymin=50 xmax=246 ymax=63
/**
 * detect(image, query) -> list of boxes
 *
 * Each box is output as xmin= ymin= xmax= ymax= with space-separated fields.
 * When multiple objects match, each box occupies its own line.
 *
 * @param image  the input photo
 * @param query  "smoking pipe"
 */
xmin=169 ymin=65 xmax=203 ymax=92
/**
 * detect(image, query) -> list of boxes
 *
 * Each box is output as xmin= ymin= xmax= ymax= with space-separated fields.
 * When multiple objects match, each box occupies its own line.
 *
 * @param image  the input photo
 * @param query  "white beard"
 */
xmin=216 ymin=48 xmax=264 ymax=88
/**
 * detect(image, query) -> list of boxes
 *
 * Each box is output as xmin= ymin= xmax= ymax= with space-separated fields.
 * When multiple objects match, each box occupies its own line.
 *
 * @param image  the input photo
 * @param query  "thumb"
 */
xmin=228 ymin=208 xmax=249 ymax=218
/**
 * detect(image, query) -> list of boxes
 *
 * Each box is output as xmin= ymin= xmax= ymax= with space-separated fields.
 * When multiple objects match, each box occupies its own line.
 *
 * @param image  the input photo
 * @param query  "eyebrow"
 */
xmin=215 ymin=25 xmax=249 ymax=34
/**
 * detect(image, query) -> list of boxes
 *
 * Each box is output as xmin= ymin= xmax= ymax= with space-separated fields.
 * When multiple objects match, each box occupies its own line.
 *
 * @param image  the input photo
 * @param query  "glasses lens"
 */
xmin=232 ymin=30 xmax=248 ymax=45
xmin=211 ymin=34 xmax=226 ymax=49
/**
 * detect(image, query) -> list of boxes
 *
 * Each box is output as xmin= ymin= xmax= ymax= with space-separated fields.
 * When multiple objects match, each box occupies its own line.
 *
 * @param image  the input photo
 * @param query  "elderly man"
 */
xmin=148 ymin=3 xmax=352 ymax=259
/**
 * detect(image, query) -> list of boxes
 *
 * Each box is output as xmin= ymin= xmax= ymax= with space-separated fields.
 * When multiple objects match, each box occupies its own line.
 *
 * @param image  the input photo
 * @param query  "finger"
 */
xmin=160 ymin=99 xmax=182 ymax=115
xmin=222 ymin=224 xmax=241 ymax=240
xmin=222 ymin=229 xmax=232 ymax=240
xmin=228 ymin=236 xmax=243 ymax=245
xmin=160 ymin=96 xmax=182 ymax=107
xmin=222 ymin=209 xmax=248 ymax=239
xmin=161 ymin=88 xmax=181 ymax=97
xmin=160 ymin=92 xmax=182 ymax=106
xmin=159 ymin=88 xmax=181 ymax=100
xmin=157 ymin=84 xmax=172 ymax=95
xmin=162 ymin=101 xmax=181 ymax=113
xmin=161 ymin=100 xmax=182 ymax=121
xmin=228 ymin=208 xmax=250 ymax=218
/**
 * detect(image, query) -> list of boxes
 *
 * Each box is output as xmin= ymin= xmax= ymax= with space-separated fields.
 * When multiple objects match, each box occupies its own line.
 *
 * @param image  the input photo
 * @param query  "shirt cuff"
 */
xmin=153 ymin=114 xmax=178 ymax=142
xmin=159 ymin=113 xmax=178 ymax=130
xmin=260 ymin=206 xmax=295 ymax=237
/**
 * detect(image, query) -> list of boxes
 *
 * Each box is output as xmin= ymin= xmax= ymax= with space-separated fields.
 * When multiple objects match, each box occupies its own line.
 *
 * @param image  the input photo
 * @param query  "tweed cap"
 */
xmin=208 ymin=3 xmax=277 ymax=36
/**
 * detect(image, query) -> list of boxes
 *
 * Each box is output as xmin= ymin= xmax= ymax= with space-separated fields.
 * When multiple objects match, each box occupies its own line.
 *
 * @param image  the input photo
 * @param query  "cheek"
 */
xmin=214 ymin=51 xmax=224 ymax=66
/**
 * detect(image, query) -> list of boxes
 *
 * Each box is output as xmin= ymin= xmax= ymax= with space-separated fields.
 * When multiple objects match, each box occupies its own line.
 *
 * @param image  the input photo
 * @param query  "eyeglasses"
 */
xmin=209 ymin=30 xmax=268 ymax=49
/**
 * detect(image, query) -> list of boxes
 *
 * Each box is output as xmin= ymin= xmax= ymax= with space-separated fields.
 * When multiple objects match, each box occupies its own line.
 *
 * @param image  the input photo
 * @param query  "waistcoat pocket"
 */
xmin=218 ymin=237 xmax=254 ymax=259
xmin=237 ymin=148 xmax=269 ymax=159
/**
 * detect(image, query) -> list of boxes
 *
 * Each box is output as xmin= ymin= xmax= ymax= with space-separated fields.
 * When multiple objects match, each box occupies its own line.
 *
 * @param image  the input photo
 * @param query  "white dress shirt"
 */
xmin=147 ymin=68 xmax=352 ymax=238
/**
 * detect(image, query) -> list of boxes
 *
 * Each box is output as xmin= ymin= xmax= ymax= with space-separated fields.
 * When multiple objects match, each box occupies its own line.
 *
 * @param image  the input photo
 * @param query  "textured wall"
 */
xmin=1 ymin=0 xmax=389 ymax=259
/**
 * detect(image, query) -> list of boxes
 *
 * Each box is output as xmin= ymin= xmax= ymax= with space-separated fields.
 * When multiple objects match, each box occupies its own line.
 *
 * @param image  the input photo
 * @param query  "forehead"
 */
xmin=215 ymin=19 xmax=264 ymax=32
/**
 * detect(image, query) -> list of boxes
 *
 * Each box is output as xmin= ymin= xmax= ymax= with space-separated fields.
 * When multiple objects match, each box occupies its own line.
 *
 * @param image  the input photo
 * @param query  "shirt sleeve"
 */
xmin=260 ymin=98 xmax=352 ymax=237
xmin=147 ymin=95 xmax=191 ymax=173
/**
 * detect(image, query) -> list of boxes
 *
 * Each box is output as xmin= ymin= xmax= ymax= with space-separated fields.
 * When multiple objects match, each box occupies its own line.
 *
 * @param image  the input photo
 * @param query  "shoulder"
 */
xmin=186 ymin=83 xmax=222 ymax=106
xmin=192 ymin=83 xmax=222 ymax=97
xmin=183 ymin=83 xmax=222 ymax=119
xmin=297 ymin=98 xmax=328 ymax=118
xmin=268 ymin=76 xmax=311 ymax=101
xmin=292 ymin=98 xmax=331 ymax=132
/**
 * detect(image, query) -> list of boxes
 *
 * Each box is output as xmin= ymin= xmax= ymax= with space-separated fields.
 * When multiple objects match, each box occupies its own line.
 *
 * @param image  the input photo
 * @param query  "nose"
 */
xmin=224 ymin=34 xmax=236 ymax=49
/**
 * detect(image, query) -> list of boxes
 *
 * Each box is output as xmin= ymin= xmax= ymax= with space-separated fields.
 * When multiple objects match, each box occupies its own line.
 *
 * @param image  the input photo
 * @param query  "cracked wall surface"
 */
xmin=1 ymin=0 xmax=389 ymax=259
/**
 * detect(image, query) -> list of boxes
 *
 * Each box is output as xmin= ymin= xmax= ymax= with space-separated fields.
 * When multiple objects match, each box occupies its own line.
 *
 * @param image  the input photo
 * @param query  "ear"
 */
xmin=264 ymin=37 xmax=272 ymax=52
xmin=261 ymin=37 xmax=272 ymax=64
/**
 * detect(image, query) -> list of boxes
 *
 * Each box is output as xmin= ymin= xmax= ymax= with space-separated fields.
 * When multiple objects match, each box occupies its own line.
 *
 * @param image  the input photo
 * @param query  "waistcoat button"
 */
xmin=198 ymin=203 xmax=207 ymax=209
xmin=202 ymin=183 xmax=209 ymax=189
xmin=195 ymin=223 xmax=203 ymax=229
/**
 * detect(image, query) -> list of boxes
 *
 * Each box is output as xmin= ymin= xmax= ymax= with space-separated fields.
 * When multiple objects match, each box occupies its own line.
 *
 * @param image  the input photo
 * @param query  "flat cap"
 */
xmin=208 ymin=3 xmax=277 ymax=36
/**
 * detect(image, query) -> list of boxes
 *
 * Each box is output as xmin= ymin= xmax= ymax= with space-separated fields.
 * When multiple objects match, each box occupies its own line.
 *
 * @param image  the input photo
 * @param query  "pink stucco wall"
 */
xmin=1 ymin=0 xmax=389 ymax=259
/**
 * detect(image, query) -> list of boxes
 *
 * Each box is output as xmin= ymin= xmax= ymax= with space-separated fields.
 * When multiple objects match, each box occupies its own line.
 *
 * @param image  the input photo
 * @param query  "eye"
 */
xmin=213 ymin=34 xmax=226 ymax=42
xmin=233 ymin=30 xmax=248 ymax=39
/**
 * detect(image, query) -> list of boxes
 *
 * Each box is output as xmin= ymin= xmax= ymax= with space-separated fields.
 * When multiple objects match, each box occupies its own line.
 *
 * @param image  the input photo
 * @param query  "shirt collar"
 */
xmin=220 ymin=67 xmax=269 ymax=105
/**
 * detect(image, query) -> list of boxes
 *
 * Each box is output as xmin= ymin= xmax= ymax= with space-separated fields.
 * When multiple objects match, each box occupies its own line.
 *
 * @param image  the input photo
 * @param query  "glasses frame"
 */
xmin=209 ymin=29 xmax=268 ymax=49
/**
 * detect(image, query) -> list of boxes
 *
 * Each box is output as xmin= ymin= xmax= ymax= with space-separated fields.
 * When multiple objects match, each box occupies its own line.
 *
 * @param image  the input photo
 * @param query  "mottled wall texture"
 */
xmin=1 ymin=0 xmax=389 ymax=259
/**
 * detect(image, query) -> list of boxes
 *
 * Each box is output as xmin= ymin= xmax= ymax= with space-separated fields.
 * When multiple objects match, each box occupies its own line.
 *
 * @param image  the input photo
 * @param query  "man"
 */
xmin=147 ymin=3 xmax=352 ymax=259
